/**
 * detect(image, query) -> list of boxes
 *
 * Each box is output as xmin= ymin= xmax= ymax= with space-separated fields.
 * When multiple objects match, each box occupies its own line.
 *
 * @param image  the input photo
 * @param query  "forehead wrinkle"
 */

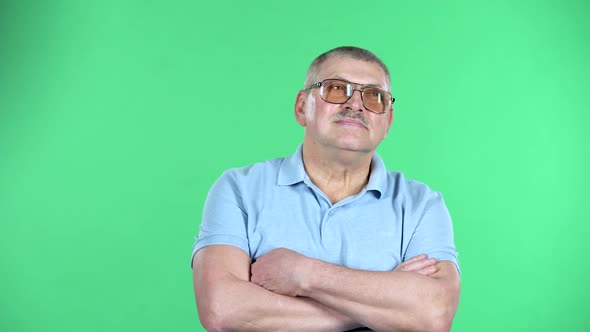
xmin=328 ymin=75 xmax=386 ymax=90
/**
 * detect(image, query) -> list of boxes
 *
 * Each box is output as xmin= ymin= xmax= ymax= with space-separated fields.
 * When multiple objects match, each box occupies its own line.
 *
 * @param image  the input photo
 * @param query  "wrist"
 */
xmin=298 ymin=257 xmax=320 ymax=297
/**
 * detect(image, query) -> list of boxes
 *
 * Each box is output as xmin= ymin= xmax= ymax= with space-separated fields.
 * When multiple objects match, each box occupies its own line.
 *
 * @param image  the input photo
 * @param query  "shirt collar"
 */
xmin=277 ymin=144 xmax=387 ymax=199
xmin=277 ymin=144 xmax=306 ymax=186
xmin=366 ymin=152 xmax=387 ymax=199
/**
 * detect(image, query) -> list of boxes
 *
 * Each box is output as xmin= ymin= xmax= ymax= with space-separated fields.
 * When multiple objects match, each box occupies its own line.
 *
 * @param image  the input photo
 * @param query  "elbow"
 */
xmin=198 ymin=308 xmax=222 ymax=332
xmin=199 ymin=305 xmax=236 ymax=332
xmin=423 ymin=281 xmax=461 ymax=332
xmin=198 ymin=296 xmax=251 ymax=332
xmin=197 ymin=293 xmax=236 ymax=332
xmin=196 ymin=282 xmax=244 ymax=331
xmin=425 ymin=315 xmax=453 ymax=332
xmin=198 ymin=307 xmax=233 ymax=332
xmin=416 ymin=304 xmax=454 ymax=332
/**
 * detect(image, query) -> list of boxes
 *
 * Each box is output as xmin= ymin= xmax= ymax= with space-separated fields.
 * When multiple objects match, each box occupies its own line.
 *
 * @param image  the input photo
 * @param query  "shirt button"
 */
xmin=328 ymin=211 xmax=334 ymax=217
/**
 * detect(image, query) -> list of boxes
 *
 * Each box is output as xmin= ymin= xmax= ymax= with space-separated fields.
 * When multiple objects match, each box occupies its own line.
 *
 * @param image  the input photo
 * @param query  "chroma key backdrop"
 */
xmin=1 ymin=1 xmax=588 ymax=331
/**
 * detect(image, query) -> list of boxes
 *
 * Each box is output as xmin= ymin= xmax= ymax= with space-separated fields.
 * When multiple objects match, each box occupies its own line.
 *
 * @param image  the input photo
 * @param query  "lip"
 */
xmin=334 ymin=118 xmax=367 ymax=129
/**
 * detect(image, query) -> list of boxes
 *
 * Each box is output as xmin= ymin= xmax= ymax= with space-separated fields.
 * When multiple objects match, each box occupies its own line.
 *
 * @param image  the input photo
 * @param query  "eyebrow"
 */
xmin=331 ymin=76 xmax=384 ymax=89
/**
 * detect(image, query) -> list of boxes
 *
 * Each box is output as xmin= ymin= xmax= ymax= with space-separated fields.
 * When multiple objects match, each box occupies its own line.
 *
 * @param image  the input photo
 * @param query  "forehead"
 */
xmin=316 ymin=56 xmax=388 ymax=90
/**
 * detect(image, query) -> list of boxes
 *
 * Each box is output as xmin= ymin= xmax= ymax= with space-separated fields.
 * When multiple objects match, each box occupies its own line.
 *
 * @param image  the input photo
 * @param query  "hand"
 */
xmin=250 ymin=248 xmax=313 ymax=297
xmin=394 ymin=254 xmax=439 ymax=276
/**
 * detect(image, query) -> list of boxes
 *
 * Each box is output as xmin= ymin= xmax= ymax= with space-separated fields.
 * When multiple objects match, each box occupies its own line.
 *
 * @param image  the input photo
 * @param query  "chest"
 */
xmin=246 ymin=187 xmax=405 ymax=271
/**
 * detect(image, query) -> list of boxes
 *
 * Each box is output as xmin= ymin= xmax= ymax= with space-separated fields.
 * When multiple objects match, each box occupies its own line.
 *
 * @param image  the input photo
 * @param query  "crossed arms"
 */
xmin=192 ymin=245 xmax=460 ymax=332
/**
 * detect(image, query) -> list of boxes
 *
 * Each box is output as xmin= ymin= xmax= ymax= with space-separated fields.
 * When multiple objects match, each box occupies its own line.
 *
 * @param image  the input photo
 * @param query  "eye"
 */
xmin=366 ymin=89 xmax=383 ymax=98
xmin=367 ymin=89 xmax=381 ymax=98
xmin=330 ymin=83 xmax=347 ymax=90
xmin=324 ymin=81 xmax=350 ymax=97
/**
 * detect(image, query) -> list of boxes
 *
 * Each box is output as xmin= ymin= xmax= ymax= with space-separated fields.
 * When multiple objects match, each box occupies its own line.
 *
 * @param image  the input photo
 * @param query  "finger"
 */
xmin=397 ymin=258 xmax=437 ymax=272
xmin=402 ymin=254 xmax=427 ymax=264
xmin=398 ymin=257 xmax=435 ymax=270
xmin=413 ymin=265 xmax=439 ymax=276
xmin=394 ymin=255 xmax=427 ymax=270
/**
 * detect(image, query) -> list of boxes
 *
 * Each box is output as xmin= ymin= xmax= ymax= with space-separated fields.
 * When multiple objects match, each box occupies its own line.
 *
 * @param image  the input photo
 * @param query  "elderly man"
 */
xmin=191 ymin=46 xmax=460 ymax=332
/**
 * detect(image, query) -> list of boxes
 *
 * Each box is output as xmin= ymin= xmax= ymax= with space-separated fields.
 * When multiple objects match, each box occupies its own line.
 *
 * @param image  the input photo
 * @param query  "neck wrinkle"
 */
xmin=302 ymin=142 xmax=373 ymax=204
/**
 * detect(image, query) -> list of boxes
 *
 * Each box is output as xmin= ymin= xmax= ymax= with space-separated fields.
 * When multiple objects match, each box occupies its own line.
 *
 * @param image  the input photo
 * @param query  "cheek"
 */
xmin=304 ymin=95 xmax=316 ymax=122
xmin=371 ymin=118 xmax=390 ymax=138
xmin=304 ymin=108 xmax=315 ymax=123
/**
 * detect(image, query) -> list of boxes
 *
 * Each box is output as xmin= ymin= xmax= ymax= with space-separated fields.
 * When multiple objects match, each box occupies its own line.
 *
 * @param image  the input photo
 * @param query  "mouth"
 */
xmin=334 ymin=118 xmax=368 ymax=129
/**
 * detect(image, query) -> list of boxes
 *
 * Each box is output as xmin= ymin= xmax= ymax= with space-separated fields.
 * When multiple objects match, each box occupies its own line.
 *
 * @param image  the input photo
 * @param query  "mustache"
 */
xmin=333 ymin=109 xmax=368 ymax=126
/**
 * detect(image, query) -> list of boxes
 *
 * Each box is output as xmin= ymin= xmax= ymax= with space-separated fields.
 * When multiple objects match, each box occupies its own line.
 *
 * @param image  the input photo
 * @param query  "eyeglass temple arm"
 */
xmin=305 ymin=82 xmax=323 ymax=90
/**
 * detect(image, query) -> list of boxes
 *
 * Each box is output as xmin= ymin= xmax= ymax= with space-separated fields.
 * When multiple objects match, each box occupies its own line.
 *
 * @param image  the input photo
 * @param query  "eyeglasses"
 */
xmin=305 ymin=78 xmax=395 ymax=114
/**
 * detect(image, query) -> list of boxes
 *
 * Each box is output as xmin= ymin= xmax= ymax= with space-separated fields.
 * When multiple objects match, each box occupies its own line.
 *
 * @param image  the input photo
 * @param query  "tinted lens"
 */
xmin=363 ymin=87 xmax=391 ymax=113
xmin=321 ymin=80 xmax=351 ymax=103
xmin=318 ymin=79 xmax=392 ymax=113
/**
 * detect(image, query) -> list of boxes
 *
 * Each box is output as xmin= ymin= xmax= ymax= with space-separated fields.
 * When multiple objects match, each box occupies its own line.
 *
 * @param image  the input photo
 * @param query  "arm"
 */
xmin=193 ymin=245 xmax=362 ymax=331
xmin=251 ymin=249 xmax=460 ymax=332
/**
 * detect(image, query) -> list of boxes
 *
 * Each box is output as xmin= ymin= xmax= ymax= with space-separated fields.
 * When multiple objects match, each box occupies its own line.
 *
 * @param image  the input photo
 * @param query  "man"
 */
xmin=191 ymin=46 xmax=460 ymax=331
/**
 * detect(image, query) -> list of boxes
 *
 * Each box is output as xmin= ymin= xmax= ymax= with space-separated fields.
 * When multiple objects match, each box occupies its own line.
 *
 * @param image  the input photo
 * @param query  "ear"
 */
xmin=294 ymin=90 xmax=308 ymax=127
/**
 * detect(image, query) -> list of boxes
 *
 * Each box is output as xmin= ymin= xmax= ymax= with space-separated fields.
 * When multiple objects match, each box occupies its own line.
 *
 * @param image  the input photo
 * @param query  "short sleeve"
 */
xmin=191 ymin=171 xmax=250 ymax=268
xmin=403 ymin=191 xmax=460 ymax=273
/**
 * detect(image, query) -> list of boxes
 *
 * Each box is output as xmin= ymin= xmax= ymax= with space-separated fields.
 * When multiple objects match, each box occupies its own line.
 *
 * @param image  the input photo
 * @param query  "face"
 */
xmin=295 ymin=57 xmax=394 ymax=154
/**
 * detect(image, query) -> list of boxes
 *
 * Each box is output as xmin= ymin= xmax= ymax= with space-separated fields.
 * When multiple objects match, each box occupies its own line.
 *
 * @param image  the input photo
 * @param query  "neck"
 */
xmin=302 ymin=142 xmax=373 ymax=204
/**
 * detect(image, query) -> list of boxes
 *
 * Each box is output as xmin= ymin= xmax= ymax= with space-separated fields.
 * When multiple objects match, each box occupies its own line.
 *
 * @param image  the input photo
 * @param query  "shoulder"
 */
xmin=384 ymin=171 xmax=445 ymax=212
xmin=219 ymin=156 xmax=285 ymax=181
xmin=210 ymin=156 xmax=286 ymax=194
xmin=386 ymin=171 xmax=438 ymax=198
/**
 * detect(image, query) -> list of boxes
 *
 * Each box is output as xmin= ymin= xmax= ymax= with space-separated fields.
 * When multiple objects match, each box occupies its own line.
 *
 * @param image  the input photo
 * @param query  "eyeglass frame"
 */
xmin=304 ymin=78 xmax=395 ymax=114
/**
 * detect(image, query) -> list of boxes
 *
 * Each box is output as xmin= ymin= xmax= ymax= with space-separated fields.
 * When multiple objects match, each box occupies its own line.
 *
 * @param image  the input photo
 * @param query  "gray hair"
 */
xmin=303 ymin=46 xmax=391 ymax=90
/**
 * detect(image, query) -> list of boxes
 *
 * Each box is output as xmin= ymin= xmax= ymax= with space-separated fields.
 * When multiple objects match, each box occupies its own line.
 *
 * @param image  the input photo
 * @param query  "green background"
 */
xmin=1 ymin=0 xmax=588 ymax=331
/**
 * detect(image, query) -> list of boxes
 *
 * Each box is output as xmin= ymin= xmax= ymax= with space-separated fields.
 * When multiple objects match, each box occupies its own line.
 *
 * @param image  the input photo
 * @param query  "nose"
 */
xmin=345 ymin=88 xmax=365 ymax=111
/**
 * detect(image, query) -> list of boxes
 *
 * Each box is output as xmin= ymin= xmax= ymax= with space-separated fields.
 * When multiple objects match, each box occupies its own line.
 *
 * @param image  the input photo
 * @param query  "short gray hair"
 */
xmin=303 ymin=46 xmax=391 ymax=90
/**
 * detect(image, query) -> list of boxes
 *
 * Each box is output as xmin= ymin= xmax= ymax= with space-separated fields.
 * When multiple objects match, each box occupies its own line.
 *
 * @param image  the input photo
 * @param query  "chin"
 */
xmin=313 ymin=134 xmax=377 ymax=153
xmin=332 ymin=141 xmax=374 ymax=153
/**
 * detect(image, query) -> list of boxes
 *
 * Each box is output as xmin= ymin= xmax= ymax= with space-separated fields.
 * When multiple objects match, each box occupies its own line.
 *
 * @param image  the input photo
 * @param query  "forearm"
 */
xmin=198 ymin=274 xmax=361 ymax=331
xmin=300 ymin=260 xmax=460 ymax=332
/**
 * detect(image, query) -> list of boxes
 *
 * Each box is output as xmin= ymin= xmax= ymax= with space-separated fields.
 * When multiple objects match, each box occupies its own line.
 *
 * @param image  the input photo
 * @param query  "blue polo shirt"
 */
xmin=192 ymin=144 xmax=459 ymax=272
